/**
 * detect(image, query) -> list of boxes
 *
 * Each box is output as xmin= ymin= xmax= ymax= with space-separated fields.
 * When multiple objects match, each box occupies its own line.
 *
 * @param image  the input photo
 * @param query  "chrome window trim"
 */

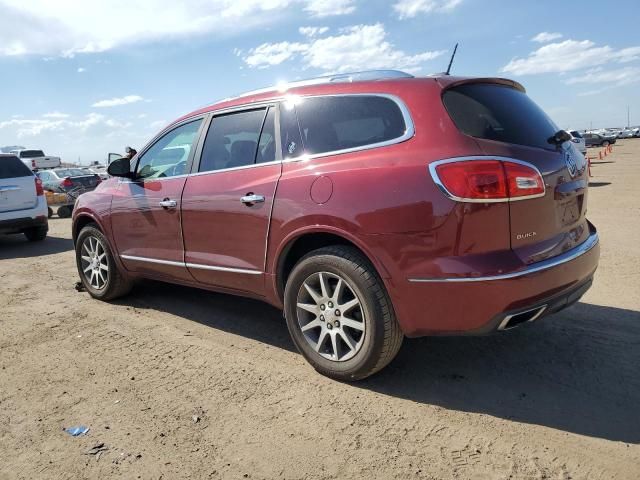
xmin=428 ymin=156 xmax=547 ymax=204
xmin=120 ymin=254 xmax=262 ymax=275
xmin=281 ymin=93 xmax=415 ymax=162
xmin=131 ymin=94 xmax=414 ymax=179
xmin=408 ymin=230 xmax=598 ymax=283
xmin=188 ymin=159 xmax=282 ymax=178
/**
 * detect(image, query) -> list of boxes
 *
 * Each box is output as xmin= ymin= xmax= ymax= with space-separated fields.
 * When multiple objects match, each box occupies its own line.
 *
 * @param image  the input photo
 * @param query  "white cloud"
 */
xmin=531 ymin=32 xmax=563 ymax=43
xmin=92 ymin=95 xmax=145 ymax=108
xmin=566 ymin=66 xmax=640 ymax=87
xmin=502 ymin=39 xmax=640 ymax=76
xmin=77 ymin=67 xmax=86 ymax=73
xmin=0 ymin=113 xmax=130 ymax=138
xmin=0 ymin=0 xmax=357 ymax=57
xmin=244 ymin=42 xmax=308 ymax=68
xmin=42 ymin=112 xmax=70 ymax=119
xmin=393 ymin=0 xmax=462 ymax=19
xmin=299 ymin=26 xmax=329 ymax=37
xmin=304 ymin=0 xmax=355 ymax=17
xmin=244 ymin=23 xmax=446 ymax=73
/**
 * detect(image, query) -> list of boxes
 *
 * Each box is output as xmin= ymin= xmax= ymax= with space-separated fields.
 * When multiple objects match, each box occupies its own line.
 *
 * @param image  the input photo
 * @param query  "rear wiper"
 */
xmin=547 ymin=129 xmax=572 ymax=146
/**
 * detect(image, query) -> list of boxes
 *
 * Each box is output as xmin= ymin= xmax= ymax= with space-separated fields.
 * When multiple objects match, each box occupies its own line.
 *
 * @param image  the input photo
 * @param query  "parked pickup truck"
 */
xmin=9 ymin=149 xmax=61 ymax=170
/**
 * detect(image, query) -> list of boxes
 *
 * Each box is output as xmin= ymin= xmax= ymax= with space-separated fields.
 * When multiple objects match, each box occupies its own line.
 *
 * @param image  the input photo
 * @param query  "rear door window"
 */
xmin=0 ymin=156 xmax=33 ymax=179
xmin=443 ymin=83 xmax=558 ymax=150
xmin=199 ymin=109 xmax=267 ymax=173
xmin=294 ymin=96 xmax=407 ymax=155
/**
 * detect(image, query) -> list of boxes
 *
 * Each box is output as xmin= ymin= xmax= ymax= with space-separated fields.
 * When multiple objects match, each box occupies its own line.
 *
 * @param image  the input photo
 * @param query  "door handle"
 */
xmin=240 ymin=194 xmax=265 ymax=205
xmin=159 ymin=198 xmax=178 ymax=209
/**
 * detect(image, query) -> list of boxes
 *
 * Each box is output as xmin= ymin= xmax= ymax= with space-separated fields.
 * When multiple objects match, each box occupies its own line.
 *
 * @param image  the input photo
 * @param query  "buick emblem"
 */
xmin=565 ymin=150 xmax=578 ymax=177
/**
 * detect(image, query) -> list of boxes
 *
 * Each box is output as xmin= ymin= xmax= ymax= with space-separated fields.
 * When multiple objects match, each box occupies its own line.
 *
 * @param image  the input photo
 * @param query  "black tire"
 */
xmin=47 ymin=207 xmax=53 ymax=218
xmin=284 ymin=246 xmax=403 ymax=381
xmin=58 ymin=206 xmax=72 ymax=218
xmin=24 ymin=226 xmax=48 ymax=242
xmin=75 ymin=224 xmax=132 ymax=301
xmin=602 ymin=140 xmax=610 ymax=147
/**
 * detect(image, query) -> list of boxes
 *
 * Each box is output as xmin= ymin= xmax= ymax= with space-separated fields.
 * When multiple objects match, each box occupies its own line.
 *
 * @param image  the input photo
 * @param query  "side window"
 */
xmin=136 ymin=119 xmax=202 ymax=180
xmin=199 ymin=109 xmax=266 ymax=173
xmin=256 ymin=107 xmax=276 ymax=164
xmin=294 ymin=96 xmax=407 ymax=155
xmin=279 ymin=102 xmax=304 ymax=159
xmin=38 ymin=171 xmax=49 ymax=181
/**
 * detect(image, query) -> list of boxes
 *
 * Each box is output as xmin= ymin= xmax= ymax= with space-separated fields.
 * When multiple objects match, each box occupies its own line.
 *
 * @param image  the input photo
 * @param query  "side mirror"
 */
xmin=107 ymin=157 xmax=132 ymax=178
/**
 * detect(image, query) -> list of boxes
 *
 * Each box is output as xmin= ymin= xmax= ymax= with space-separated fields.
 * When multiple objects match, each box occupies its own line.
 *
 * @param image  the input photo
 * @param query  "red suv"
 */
xmin=72 ymin=71 xmax=599 ymax=380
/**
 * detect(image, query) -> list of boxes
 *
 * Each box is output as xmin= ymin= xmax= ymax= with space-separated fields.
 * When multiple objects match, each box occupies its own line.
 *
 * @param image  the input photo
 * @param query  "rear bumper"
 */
xmin=0 ymin=197 xmax=48 ymax=234
xmin=390 ymin=224 xmax=600 ymax=337
xmin=0 ymin=214 xmax=48 ymax=234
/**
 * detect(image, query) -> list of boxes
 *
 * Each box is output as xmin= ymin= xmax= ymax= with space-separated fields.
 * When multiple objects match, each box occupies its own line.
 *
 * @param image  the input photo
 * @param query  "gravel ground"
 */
xmin=1 ymin=141 xmax=639 ymax=479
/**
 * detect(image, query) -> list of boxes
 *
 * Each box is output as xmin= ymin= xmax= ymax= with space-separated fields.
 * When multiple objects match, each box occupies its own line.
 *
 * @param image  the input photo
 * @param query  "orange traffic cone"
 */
xmin=599 ymin=151 xmax=603 ymax=160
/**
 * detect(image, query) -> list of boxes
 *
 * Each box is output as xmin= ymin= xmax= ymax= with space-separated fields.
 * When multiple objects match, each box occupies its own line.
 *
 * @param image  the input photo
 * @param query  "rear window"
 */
xmin=19 ymin=150 xmax=45 ymax=158
xmin=294 ymin=96 xmax=407 ymax=155
xmin=0 ymin=155 xmax=33 ymax=179
xmin=443 ymin=84 xmax=558 ymax=150
xmin=54 ymin=168 xmax=87 ymax=177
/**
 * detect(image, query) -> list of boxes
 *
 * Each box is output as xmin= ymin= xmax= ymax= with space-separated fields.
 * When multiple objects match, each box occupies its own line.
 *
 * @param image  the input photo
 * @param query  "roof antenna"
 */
xmin=445 ymin=43 xmax=459 ymax=75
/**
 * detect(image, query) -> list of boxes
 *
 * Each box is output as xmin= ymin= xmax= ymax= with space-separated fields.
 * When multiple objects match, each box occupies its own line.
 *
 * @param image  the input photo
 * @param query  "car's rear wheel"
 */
xmin=24 ymin=226 xmax=47 ymax=242
xmin=75 ymin=224 xmax=132 ymax=301
xmin=58 ymin=206 xmax=72 ymax=218
xmin=602 ymin=140 xmax=610 ymax=147
xmin=284 ymin=246 xmax=403 ymax=381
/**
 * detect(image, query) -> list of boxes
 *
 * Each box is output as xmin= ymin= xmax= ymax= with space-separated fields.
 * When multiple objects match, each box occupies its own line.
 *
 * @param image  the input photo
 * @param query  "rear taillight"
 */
xmin=95 ymin=176 xmax=102 ymax=184
xmin=61 ymin=177 xmax=74 ymax=188
xmin=431 ymin=158 xmax=545 ymax=202
xmin=35 ymin=177 xmax=44 ymax=196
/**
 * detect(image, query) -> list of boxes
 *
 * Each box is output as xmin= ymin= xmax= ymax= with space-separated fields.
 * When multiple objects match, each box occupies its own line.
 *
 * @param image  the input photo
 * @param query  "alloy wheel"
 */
xmin=296 ymin=271 xmax=366 ymax=362
xmin=80 ymin=236 xmax=109 ymax=290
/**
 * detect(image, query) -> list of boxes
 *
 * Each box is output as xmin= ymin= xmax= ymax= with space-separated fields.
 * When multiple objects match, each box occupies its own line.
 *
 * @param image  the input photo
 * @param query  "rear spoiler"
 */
xmin=435 ymin=76 xmax=526 ymax=93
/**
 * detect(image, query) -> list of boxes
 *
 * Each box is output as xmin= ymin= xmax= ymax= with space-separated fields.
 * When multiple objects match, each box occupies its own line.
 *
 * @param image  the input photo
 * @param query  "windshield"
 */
xmin=20 ymin=150 xmax=45 ymax=158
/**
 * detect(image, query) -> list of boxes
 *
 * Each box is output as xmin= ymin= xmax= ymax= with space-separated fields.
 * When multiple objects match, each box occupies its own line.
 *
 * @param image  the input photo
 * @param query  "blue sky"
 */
xmin=0 ymin=0 xmax=638 ymax=164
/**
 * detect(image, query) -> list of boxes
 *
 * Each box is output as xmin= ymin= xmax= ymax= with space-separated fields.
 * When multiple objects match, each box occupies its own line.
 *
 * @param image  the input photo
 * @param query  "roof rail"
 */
xmin=219 ymin=70 xmax=414 ymax=102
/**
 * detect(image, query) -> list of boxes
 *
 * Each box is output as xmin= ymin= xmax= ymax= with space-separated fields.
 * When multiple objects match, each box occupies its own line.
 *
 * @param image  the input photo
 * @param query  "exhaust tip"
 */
xmin=498 ymin=305 xmax=547 ymax=331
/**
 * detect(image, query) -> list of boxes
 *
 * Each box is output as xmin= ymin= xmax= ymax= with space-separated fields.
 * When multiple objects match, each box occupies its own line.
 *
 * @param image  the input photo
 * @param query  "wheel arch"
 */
xmin=72 ymin=212 xmax=103 ymax=245
xmin=273 ymin=227 xmax=390 ymax=302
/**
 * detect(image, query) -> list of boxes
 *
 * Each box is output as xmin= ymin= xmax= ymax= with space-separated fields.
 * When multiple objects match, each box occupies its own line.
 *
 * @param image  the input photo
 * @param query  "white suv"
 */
xmin=0 ymin=154 xmax=48 ymax=241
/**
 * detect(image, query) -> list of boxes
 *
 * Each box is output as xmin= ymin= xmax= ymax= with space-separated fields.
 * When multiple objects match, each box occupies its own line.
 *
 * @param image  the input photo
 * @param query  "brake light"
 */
xmin=61 ymin=177 xmax=74 ymax=187
xmin=34 ymin=177 xmax=44 ymax=196
xmin=431 ymin=159 xmax=544 ymax=202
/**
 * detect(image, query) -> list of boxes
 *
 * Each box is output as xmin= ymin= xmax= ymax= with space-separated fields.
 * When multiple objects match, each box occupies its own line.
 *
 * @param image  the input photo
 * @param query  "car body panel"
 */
xmin=72 ymin=75 xmax=599 ymax=337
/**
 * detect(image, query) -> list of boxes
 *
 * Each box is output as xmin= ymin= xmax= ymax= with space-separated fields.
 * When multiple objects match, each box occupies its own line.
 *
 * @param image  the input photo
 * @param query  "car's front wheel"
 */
xmin=75 ymin=224 xmax=132 ymax=301
xmin=284 ymin=246 xmax=403 ymax=381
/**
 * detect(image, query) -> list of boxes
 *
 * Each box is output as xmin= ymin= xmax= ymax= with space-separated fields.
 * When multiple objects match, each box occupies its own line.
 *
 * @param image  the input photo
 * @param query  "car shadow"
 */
xmin=588 ymin=181 xmax=612 ymax=187
xmin=0 ymin=234 xmax=73 ymax=259
xmin=118 ymin=282 xmax=640 ymax=444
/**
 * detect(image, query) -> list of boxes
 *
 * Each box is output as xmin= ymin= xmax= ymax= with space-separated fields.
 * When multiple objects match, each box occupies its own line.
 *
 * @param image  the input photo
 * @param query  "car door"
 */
xmin=110 ymin=118 xmax=205 ymax=281
xmin=181 ymin=105 xmax=282 ymax=295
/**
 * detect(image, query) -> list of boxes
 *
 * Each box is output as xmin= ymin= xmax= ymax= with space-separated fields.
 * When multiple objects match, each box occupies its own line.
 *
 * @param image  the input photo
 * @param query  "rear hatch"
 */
xmin=442 ymin=80 xmax=591 ymax=264
xmin=0 ymin=156 xmax=38 ymax=213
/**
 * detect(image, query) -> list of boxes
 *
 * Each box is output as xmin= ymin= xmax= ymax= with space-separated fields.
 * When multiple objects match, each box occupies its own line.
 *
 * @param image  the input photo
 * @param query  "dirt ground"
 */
xmin=1 ymin=141 xmax=639 ymax=480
